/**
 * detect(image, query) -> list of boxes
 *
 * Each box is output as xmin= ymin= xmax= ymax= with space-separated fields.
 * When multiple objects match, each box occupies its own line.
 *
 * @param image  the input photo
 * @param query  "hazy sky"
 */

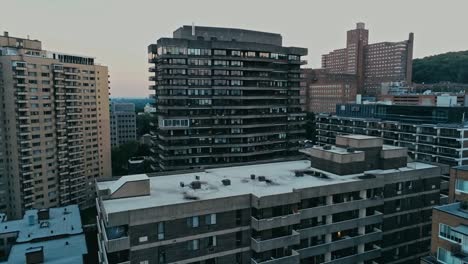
xmin=2 ymin=0 xmax=468 ymax=97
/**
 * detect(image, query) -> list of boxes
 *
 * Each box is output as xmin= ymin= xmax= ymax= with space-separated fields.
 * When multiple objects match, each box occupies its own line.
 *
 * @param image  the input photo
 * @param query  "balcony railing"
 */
xmin=251 ymin=213 xmax=301 ymax=231
xmin=251 ymin=230 xmax=300 ymax=253
xmin=251 ymin=249 xmax=300 ymax=264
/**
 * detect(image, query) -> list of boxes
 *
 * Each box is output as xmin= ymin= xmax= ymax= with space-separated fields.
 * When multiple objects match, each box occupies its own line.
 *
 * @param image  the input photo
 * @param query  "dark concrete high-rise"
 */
xmin=148 ymin=26 xmax=307 ymax=171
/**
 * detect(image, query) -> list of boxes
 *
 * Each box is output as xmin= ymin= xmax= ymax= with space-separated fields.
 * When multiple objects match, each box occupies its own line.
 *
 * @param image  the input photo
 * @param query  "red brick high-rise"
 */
xmin=322 ymin=22 xmax=413 ymax=97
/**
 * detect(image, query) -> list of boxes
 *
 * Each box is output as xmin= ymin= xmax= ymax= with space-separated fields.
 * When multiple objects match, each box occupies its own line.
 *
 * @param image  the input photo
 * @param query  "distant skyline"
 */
xmin=2 ymin=0 xmax=468 ymax=97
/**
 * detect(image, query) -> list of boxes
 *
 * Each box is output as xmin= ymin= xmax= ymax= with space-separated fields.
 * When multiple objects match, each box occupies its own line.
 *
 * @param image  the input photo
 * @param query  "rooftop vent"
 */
xmin=28 ymin=215 xmax=35 ymax=226
xmin=190 ymin=181 xmax=201 ymax=190
xmin=295 ymin=171 xmax=304 ymax=177
xmin=195 ymin=175 xmax=200 ymax=180
xmin=323 ymin=145 xmax=332 ymax=150
xmin=258 ymin=176 xmax=266 ymax=182
xmin=250 ymin=174 xmax=256 ymax=180
xmin=180 ymin=182 xmax=185 ymax=188
xmin=39 ymin=221 xmax=49 ymax=228
xmin=222 ymin=179 xmax=231 ymax=186
xmin=25 ymin=246 xmax=43 ymax=264
xmin=38 ymin=209 xmax=49 ymax=221
xmin=183 ymin=193 xmax=199 ymax=200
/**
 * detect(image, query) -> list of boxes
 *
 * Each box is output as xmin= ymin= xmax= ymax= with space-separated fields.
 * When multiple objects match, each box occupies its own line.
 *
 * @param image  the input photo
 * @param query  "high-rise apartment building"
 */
xmin=322 ymin=23 xmax=413 ymax=96
xmin=110 ymin=102 xmax=137 ymax=147
xmin=95 ymin=135 xmax=441 ymax=264
xmin=148 ymin=26 xmax=307 ymax=171
xmin=303 ymin=68 xmax=357 ymax=113
xmin=0 ymin=32 xmax=111 ymax=219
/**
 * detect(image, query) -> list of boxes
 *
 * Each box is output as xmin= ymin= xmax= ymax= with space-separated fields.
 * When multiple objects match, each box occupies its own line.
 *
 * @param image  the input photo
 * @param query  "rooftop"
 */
xmin=0 ymin=205 xmax=83 ymax=242
xmin=173 ymin=25 xmax=282 ymax=46
xmin=2 ymin=235 xmax=87 ymax=264
xmin=453 ymin=165 xmax=468 ymax=171
xmin=434 ymin=202 xmax=468 ymax=219
xmin=98 ymin=160 xmax=435 ymax=214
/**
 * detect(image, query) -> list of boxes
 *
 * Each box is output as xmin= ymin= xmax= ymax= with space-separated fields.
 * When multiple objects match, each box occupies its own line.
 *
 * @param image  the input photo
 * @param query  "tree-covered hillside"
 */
xmin=413 ymin=50 xmax=468 ymax=84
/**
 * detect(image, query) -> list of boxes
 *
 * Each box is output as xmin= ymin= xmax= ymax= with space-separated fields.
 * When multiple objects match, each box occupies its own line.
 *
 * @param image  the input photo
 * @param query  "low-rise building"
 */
xmin=303 ymin=68 xmax=357 ymax=113
xmin=379 ymin=93 xmax=466 ymax=107
xmin=96 ymin=135 xmax=441 ymax=264
xmin=0 ymin=205 xmax=87 ymax=263
xmin=421 ymin=202 xmax=468 ymax=264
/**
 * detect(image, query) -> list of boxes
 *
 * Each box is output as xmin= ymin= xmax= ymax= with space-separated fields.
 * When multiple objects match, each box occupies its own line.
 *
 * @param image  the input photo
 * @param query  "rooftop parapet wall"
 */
xmin=173 ymin=25 xmax=283 ymax=46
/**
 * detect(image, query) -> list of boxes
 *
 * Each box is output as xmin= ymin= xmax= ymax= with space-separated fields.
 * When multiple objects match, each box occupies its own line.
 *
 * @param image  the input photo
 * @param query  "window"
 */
xmin=158 ymin=248 xmax=166 ymax=263
xmin=231 ymin=50 xmax=241 ymax=57
xmin=439 ymin=223 xmax=462 ymax=243
xmin=259 ymin=52 xmax=269 ymax=58
xmin=231 ymin=61 xmax=242 ymax=67
xmin=208 ymin=236 xmax=217 ymax=247
xmin=213 ymin=49 xmax=227 ymax=56
xmin=456 ymin=179 xmax=468 ymax=193
xmin=140 ymin=261 xmax=149 ymax=264
xmin=138 ymin=236 xmax=148 ymax=243
xmin=205 ymin=214 xmax=216 ymax=225
xmin=214 ymin=60 xmax=228 ymax=66
xmin=157 ymin=222 xmax=164 ymax=240
xmin=231 ymin=80 xmax=242 ymax=86
xmin=187 ymin=216 xmax=199 ymax=228
xmin=187 ymin=239 xmax=199 ymax=250
xmin=245 ymin=51 xmax=256 ymax=57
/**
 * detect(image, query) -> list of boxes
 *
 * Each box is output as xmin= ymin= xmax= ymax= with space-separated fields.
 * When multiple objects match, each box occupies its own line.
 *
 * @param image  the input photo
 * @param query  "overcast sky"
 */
xmin=2 ymin=0 xmax=468 ymax=97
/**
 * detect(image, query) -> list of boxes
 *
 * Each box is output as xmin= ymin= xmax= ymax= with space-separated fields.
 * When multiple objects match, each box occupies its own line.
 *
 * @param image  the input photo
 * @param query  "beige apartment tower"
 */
xmin=0 ymin=32 xmax=111 ymax=219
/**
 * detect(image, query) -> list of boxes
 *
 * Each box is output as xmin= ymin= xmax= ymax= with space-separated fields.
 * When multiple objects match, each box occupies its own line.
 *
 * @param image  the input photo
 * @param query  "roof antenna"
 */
xmin=192 ymin=22 xmax=195 ymax=36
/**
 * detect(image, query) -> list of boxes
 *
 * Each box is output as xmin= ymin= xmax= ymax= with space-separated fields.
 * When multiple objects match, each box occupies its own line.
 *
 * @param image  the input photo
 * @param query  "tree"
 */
xmin=413 ymin=50 xmax=468 ymax=84
xmin=136 ymin=113 xmax=152 ymax=137
xmin=111 ymin=141 xmax=151 ymax=176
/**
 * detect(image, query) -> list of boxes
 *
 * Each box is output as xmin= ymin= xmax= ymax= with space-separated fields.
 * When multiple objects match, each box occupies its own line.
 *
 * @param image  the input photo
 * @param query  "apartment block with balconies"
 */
xmin=95 ymin=135 xmax=441 ymax=264
xmin=147 ymin=26 xmax=307 ymax=171
xmin=0 ymin=32 xmax=111 ymax=219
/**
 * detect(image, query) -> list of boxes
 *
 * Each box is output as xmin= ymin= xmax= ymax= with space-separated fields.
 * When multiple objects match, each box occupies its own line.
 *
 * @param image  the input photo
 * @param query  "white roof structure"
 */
xmin=98 ymin=160 xmax=435 ymax=214
xmin=2 ymin=235 xmax=87 ymax=264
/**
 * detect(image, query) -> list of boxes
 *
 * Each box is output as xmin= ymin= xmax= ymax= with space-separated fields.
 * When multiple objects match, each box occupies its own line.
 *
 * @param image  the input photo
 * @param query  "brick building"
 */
xmin=321 ymin=23 xmax=413 ymax=97
xmin=303 ymin=68 xmax=357 ymax=113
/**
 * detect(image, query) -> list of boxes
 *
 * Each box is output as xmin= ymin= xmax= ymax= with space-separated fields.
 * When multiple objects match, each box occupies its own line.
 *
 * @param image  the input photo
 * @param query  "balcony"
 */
xmin=101 ymin=222 xmax=130 ymax=253
xmin=298 ymin=230 xmax=382 ymax=259
xmin=251 ymin=230 xmax=300 ymax=253
xmin=251 ymin=213 xmax=301 ymax=231
xmin=299 ymin=198 xmax=383 ymax=220
xmin=323 ymin=246 xmax=381 ymax=264
xmin=299 ymin=212 xmax=383 ymax=239
xmin=251 ymin=249 xmax=300 ymax=264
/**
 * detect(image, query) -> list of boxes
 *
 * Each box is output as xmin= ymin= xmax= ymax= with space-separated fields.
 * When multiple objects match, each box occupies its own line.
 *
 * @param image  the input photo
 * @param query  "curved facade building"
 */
xmin=148 ymin=26 xmax=308 ymax=171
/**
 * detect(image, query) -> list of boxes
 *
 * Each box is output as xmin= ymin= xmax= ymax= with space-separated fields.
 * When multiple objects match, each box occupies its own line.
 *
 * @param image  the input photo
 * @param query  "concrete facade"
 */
xmin=110 ymin=103 xmax=137 ymax=147
xmin=96 ymin=135 xmax=442 ymax=264
xmin=0 ymin=32 xmax=111 ymax=219
xmin=148 ymin=25 xmax=307 ymax=171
